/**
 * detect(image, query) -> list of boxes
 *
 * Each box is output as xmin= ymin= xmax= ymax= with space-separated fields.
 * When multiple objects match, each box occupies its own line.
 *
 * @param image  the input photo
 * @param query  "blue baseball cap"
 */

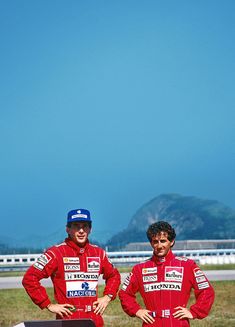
xmin=67 ymin=209 xmax=92 ymax=223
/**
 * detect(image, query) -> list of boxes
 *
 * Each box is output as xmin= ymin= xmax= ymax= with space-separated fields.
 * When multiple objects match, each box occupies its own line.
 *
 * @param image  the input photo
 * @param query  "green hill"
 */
xmin=106 ymin=194 xmax=235 ymax=250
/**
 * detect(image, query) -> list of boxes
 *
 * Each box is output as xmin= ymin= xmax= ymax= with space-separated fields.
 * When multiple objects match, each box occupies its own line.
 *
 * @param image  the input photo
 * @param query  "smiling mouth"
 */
xmin=77 ymin=235 xmax=85 ymax=239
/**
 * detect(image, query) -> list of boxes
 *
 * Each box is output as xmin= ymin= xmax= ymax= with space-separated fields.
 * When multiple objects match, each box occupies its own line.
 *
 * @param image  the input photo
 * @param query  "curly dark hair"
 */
xmin=146 ymin=221 xmax=176 ymax=242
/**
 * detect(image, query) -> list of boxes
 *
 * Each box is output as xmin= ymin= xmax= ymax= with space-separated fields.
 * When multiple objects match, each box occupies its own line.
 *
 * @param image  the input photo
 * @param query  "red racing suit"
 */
xmin=119 ymin=250 xmax=214 ymax=326
xmin=22 ymin=238 xmax=121 ymax=326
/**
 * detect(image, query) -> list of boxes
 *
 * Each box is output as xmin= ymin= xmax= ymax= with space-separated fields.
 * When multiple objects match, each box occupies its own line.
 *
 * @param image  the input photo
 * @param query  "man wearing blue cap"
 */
xmin=23 ymin=209 xmax=121 ymax=327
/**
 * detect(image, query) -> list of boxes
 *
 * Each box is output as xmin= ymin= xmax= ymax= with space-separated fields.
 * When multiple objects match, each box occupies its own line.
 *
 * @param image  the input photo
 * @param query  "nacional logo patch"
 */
xmin=87 ymin=257 xmax=100 ymax=271
xmin=66 ymin=281 xmax=97 ymax=297
xmin=165 ymin=267 xmax=184 ymax=282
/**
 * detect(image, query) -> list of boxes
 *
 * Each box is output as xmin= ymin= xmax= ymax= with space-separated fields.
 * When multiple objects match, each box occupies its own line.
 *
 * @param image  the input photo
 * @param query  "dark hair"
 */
xmin=66 ymin=221 xmax=92 ymax=229
xmin=146 ymin=221 xmax=176 ymax=242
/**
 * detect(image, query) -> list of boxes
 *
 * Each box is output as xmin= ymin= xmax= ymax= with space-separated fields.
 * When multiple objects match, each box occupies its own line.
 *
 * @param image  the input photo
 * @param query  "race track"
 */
xmin=0 ymin=270 xmax=235 ymax=289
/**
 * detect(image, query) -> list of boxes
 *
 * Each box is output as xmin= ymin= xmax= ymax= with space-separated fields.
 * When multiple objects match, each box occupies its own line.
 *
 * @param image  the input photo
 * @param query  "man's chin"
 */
xmin=76 ymin=238 xmax=86 ymax=246
xmin=155 ymin=252 xmax=165 ymax=257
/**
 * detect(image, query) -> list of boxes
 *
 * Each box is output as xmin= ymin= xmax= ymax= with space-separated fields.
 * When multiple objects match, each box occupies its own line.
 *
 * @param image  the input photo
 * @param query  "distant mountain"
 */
xmin=0 ymin=231 xmax=65 ymax=250
xmin=2 ymin=194 xmax=235 ymax=254
xmin=0 ymin=229 xmax=104 ymax=254
xmin=106 ymin=194 xmax=235 ymax=250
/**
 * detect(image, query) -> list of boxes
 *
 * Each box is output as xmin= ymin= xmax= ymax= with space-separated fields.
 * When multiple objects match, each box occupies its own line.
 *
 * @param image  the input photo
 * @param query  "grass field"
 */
xmin=0 ymin=281 xmax=235 ymax=327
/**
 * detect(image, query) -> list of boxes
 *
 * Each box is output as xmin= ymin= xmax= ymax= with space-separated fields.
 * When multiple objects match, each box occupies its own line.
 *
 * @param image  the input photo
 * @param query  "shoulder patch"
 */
xmin=122 ymin=272 xmax=133 ymax=290
xmin=89 ymin=243 xmax=99 ymax=248
xmin=175 ymin=256 xmax=189 ymax=262
xmin=34 ymin=253 xmax=52 ymax=271
xmin=56 ymin=242 xmax=67 ymax=247
xmin=138 ymin=257 xmax=152 ymax=265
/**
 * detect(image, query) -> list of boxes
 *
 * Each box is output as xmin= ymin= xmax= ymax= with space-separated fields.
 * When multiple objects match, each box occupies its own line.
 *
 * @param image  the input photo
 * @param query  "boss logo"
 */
xmin=143 ymin=275 xmax=157 ymax=282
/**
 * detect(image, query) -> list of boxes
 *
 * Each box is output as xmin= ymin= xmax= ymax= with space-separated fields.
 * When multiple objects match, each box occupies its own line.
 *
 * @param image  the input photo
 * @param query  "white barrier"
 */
xmin=199 ymin=255 xmax=235 ymax=265
xmin=1 ymin=249 xmax=235 ymax=270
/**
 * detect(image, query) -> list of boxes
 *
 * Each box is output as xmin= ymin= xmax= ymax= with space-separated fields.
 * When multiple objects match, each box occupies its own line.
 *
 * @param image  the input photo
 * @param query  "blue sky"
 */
xmin=0 ymin=1 xmax=234 ymax=245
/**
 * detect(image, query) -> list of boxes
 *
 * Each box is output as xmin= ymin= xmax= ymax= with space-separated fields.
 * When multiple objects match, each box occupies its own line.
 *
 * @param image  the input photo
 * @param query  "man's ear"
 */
xmin=170 ymin=240 xmax=175 ymax=248
xmin=66 ymin=226 xmax=70 ymax=234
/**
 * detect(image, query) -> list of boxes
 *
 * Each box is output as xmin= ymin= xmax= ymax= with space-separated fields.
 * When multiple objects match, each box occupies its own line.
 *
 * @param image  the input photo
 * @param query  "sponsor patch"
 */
xmin=124 ymin=273 xmax=133 ymax=284
xmin=65 ymin=272 xmax=99 ymax=281
xmin=34 ymin=262 xmax=45 ymax=271
xmin=122 ymin=272 xmax=133 ymax=290
xmin=194 ymin=269 xmax=204 ymax=277
xmin=162 ymin=309 xmax=170 ymax=318
xmin=34 ymin=253 xmax=52 ymax=270
xmin=71 ymin=213 xmax=87 ymax=219
xmin=198 ymin=282 xmax=209 ymax=290
xmin=143 ymin=275 xmax=157 ymax=282
xmin=64 ymin=264 xmax=80 ymax=271
xmin=66 ymin=281 xmax=97 ymax=297
xmin=175 ymin=256 xmax=188 ymax=261
xmin=63 ymin=257 xmax=80 ymax=264
xmin=165 ymin=267 xmax=184 ymax=282
xmin=144 ymin=282 xmax=182 ymax=292
xmin=87 ymin=257 xmax=100 ymax=271
xmin=196 ymin=276 xmax=206 ymax=283
xmin=37 ymin=253 xmax=52 ymax=265
xmin=122 ymin=284 xmax=128 ymax=291
xmin=142 ymin=267 xmax=157 ymax=275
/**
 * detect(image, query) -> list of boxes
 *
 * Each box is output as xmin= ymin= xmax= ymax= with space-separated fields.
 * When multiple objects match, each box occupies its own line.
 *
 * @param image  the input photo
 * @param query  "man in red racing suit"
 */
xmin=119 ymin=221 xmax=214 ymax=326
xmin=22 ymin=209 xmax=120 ymax=327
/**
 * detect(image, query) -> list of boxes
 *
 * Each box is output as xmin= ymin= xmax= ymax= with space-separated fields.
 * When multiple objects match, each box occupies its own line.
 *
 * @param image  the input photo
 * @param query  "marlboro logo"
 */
xmin=87 ymin=257 xmax=100 ymax=271
xmin=165 ymin=267 xmax=184 ymax=282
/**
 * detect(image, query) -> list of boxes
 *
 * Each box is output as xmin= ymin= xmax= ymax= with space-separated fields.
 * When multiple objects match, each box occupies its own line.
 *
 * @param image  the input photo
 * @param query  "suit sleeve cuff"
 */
xmin=40 ymin=299 xmax=51 ymax=309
